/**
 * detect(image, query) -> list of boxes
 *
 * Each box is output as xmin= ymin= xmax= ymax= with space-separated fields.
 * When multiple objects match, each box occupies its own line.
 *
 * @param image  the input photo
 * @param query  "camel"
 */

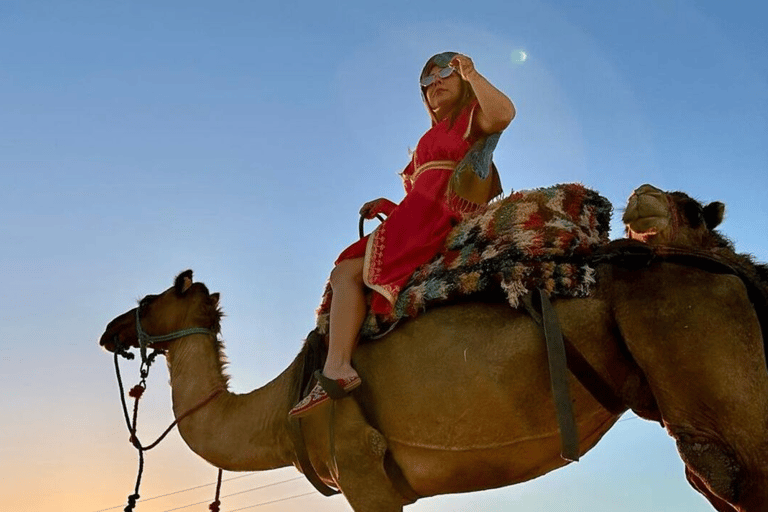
xmin=99 ymin=184 xmax=768 ymax=511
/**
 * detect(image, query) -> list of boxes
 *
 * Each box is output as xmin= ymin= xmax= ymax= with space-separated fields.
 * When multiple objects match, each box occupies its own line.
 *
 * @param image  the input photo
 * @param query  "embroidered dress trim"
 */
xmin=410 ymin=160 xmax=457 ymax=185
xmin=363 ymin=226 xmax=397 ymax=304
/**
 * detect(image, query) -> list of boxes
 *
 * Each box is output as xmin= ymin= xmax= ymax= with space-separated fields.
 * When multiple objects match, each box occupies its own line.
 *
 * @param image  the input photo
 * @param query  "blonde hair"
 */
xmin=445 ymin=78 xmax=476 ymax=128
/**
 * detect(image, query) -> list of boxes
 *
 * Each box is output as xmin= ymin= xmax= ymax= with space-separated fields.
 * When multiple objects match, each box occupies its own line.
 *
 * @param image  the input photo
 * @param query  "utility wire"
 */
xmin=97 ymin=416 xmax=645 ymax=512
xmin=228 ymin=491 xmax=318 ymax=511
xmin=161 ymin=476 xmax=304 ymax=512
xmin=92 ymin=472 xmax=276 ymax=512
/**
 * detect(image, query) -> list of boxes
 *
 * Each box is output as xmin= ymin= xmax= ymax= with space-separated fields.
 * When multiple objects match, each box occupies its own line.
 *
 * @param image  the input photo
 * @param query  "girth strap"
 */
xmin=522 ymin=288 xmax=627 ymax=461
xmin=288 ymin=331 xmax=341 ymax=497
xmin=523 ymin=289 xmax=579 ymax=462
xmin=287 ymin=415 xmax=341 ymax=497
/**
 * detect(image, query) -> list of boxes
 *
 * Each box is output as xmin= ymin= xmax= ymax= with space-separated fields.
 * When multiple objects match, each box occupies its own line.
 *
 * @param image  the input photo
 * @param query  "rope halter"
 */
xmin=135 ymin=305 xmax=215 ymax=364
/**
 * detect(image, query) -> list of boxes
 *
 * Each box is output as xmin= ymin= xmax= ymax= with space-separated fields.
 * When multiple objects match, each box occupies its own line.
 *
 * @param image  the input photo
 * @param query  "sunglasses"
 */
xmin=420 ymin=66 xmax=456 ymax=87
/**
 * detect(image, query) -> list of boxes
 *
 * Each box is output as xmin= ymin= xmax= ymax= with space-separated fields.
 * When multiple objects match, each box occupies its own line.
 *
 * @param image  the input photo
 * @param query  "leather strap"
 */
xmin=384 ymin=453 xmax=422 ymax=504
xmin=523 ymin=290 xmax=626 ymax=414
xmin=531 ymin=289 xmax=580 ymax=462
xmin=314 ymin=370 xmax=351 ymax=400
xmin=522 ymin=289 xmax=628 ymax=461
xmin=560 ymin=334 xmax=625 ymax=415
xmin=288 ymin=335 xmax=340 ymax=497
xmin=287 ymin=415 xmax=340 ymax=496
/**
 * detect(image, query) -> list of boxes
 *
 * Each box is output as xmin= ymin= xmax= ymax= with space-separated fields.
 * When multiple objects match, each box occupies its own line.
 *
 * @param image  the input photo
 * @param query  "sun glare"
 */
xmin=512 ymin=49 xmax=528 ymax=64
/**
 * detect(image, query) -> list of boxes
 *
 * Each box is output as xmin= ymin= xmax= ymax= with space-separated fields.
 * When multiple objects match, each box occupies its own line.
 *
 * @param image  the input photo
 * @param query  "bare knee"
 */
xmin=330 ymin=258 xmax=364 ymax=289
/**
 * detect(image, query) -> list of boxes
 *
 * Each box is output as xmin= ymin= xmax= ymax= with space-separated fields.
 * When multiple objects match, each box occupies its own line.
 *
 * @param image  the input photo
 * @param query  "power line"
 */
xmin=92 ymin=472 xmax=278 ymax=512
xmin=161 ymin=476 xmax=305 ymax=512
xmin=96 ymin=416 xmax=646 ymax=512
xmin=228 ymin=491 xmax=318 ymax=511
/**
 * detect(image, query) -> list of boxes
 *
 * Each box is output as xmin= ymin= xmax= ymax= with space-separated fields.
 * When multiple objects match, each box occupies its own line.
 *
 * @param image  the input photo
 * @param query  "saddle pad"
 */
xmin=316 ymin=183 xmax=612 ymax=339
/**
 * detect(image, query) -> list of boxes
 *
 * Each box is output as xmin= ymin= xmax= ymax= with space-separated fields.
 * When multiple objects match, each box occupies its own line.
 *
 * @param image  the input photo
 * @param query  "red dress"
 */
xmin=336 ymin=101 xmax=485 ymax=316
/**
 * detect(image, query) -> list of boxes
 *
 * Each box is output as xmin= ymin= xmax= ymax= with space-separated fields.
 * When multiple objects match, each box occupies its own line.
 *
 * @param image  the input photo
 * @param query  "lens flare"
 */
xmin=511 ymin=49 xmax=528 ymax=64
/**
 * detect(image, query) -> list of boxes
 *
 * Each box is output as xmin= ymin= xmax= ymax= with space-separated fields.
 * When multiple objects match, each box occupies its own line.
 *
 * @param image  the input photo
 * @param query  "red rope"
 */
xmin=113 ymin=348 xmax=225 ymax=511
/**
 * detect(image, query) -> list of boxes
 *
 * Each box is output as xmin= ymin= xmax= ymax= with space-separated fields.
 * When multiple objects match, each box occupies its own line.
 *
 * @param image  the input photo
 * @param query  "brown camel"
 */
xmin=100 ymin=184 xmax=768 ymax=512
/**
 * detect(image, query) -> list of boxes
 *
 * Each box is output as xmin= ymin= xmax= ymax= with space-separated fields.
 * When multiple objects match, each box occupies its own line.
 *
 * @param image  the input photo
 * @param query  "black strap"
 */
xmin=523 ymin=290 xmax=625 ymax=416
xmin=314 ymin=370 xmax=351 ymax=400
xmin=384 ymin=453 xmax=422 ymax=504
xmin=358 ymin=213 xmax=385 ymax=238
xmin=560 ymin=334 xmax=625 ymax=415
xmin=287 ymin=416 xmax=340 ymax=496
xmin=288 ymin=334 xmax=340 ymax=497
xmin=529 ymin=289 xmax=580 ymax=462
xmin=522 ymin=289 xmax=629 ymax=461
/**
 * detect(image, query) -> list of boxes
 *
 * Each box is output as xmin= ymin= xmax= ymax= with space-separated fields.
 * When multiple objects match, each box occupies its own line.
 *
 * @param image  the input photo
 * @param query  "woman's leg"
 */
xmin=324 ymin=257 xmax=366 ymax=380
xmin=288 ymin=257 xmax=366 ymax=417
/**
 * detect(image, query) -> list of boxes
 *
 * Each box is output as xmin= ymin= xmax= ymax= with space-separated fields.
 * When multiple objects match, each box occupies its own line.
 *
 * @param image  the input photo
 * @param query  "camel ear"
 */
xmin=211 ymin=293 xmax=220 ymax=307
xmin=174 ymin=270 xmax=194 ymax=294
xmin=703 ymin=202 xmax=725 ymax=230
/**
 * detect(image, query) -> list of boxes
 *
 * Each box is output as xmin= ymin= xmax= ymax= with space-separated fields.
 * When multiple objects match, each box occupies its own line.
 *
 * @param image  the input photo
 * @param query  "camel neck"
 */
xmin=166 ymin=334 xmax=296 ymax=471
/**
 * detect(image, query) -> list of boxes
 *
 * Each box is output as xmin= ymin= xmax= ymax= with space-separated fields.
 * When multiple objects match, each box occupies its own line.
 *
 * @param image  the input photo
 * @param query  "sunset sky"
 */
xmin=2 ymin=0 xmax=767 ymax=511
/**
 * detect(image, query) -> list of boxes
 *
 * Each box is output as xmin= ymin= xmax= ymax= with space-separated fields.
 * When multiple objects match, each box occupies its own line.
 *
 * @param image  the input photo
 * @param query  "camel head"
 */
xmin=99 ymin=270 xmax=222 ymax=353
xmin=623 ymin=184 xmax=726 ymax=248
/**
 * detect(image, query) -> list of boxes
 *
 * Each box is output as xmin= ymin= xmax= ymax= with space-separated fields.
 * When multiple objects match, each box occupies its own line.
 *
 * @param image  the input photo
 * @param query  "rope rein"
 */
xmin=112 ymin=306 xmax=224 ymax=512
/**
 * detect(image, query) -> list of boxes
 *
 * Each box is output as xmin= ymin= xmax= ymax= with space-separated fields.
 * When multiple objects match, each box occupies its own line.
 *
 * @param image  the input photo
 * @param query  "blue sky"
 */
xmin=1 ymin=1 xmax=766 ymax=510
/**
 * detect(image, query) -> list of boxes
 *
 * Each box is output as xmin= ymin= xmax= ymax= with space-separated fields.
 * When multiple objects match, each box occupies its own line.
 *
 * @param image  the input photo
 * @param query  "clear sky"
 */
xmin=1 ymin=0 xmax=766 ymax=511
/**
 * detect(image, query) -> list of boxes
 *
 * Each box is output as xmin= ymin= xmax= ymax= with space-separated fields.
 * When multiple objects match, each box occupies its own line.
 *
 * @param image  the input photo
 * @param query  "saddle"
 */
xmin=316 ymin=183 xmax=613 ymax=339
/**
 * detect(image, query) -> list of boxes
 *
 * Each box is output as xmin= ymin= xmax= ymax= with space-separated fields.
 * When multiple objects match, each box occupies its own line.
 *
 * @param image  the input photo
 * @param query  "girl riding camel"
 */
xmin=290 ymin=52 xmax=515 ymax=417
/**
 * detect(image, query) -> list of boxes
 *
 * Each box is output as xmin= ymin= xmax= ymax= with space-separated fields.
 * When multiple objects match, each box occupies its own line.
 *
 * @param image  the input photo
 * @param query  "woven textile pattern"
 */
xmin=316 ymin=183 xmax=612 ymax=339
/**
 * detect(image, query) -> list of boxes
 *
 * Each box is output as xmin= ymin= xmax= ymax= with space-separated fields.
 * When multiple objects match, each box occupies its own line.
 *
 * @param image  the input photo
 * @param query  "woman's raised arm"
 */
xmin=451 ymin=54 xmax=515 ymax=135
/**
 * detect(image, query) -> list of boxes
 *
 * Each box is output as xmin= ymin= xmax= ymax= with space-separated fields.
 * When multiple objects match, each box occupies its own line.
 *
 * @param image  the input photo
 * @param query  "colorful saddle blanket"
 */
xmin=316 ymin=183 xmax=612 ymax=339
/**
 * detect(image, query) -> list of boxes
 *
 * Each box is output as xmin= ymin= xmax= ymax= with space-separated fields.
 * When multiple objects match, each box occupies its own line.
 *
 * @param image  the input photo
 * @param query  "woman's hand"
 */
xmin=450 ymin=54 xmax=477 ymax=81
xmin=450 ymin=54 xmax=515 ymax=134
xmin=360 ymin=198 xmax=396 ymax=219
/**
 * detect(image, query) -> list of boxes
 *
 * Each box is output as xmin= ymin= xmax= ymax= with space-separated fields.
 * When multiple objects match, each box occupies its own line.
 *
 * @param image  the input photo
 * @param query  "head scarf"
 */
xmin=420 ymin=52 xmax=458 ymax=124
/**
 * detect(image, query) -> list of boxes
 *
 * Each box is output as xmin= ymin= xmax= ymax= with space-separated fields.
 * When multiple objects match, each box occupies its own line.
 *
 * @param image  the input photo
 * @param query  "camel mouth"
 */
xmin=99 ymin=312 xmax=139 ymax=352
xmin=627 ymin=226 xmax=658 ymax=243
xmin=99 ymin=335 xmax=118 ymax=352
xmin=99 ymin=332 xmax=122 ymax=351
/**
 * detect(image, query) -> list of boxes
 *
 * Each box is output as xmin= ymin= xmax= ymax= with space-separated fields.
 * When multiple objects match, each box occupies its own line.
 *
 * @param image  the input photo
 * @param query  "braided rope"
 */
xmin=208 ymin=469 xmax=224 ymax=511
xmin=111 ymin=307 xmax=223 ymax=511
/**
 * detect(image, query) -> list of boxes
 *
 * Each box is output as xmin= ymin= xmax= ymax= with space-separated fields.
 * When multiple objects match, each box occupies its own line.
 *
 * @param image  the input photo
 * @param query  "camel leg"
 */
xmin=329 ymin=399 xmax=407 ymax=512
xmin=615 ymin=270 xmax=768 ymax=511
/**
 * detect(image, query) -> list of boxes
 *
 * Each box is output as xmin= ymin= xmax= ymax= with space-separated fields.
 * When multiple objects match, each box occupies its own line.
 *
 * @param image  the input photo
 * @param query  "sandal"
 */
xmin=289 ymin=371 xmax=362 ymax=418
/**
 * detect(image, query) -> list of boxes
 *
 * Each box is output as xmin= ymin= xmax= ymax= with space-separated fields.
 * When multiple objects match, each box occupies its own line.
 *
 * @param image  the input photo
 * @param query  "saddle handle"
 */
xmin=358 ymin=214 xmax=385 ymax=239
